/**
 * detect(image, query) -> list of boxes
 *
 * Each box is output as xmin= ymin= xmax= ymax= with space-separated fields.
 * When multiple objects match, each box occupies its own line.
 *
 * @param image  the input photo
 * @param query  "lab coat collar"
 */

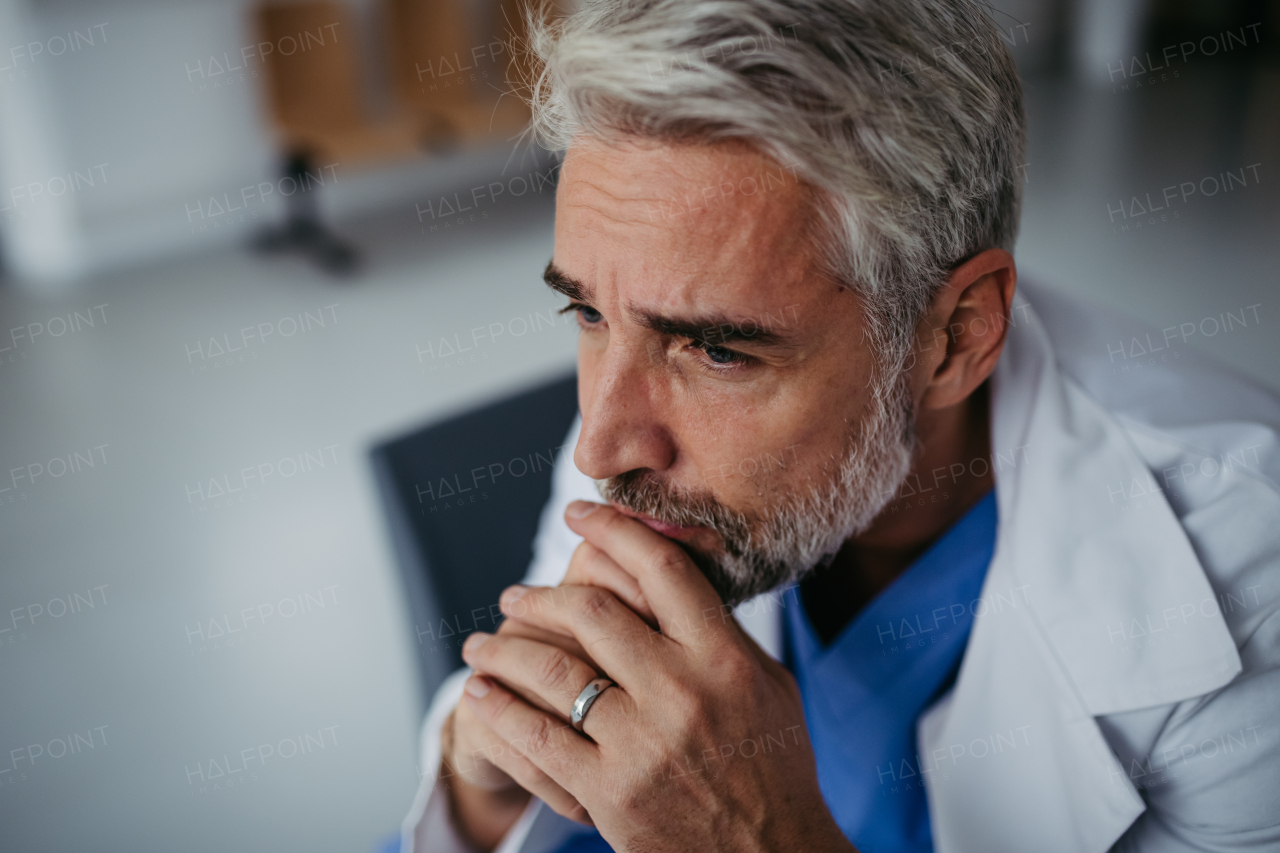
xmin=983 ymin=291 xmax=1241 ymax=713
xmin=921 ymin=292 xmax=1240 ymax=852
xmin=736 ymin=289 xmax=1242 ymax=852
xmin=740 ymin=290 xmax=1241 ymax=702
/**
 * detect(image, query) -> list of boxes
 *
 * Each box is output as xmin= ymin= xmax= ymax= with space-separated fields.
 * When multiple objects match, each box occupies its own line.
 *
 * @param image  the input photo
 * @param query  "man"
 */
xmin=399 ymin=0 xmax=1280 ymax=850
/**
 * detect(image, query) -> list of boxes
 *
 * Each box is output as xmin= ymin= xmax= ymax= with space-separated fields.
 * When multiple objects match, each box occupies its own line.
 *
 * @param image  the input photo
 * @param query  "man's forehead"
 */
xmin=554 ymin=137 xmax=827 ymax=323
xmin=563 ymin=135 xmax=775 ymax=184
xmin=558 ymin=136 xmax=810 ymax=226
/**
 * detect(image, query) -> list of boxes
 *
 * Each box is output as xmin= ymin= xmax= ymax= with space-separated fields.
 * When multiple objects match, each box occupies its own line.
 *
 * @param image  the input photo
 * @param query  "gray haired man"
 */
xmin=398 ymin=0 xmax=1280 ymax=851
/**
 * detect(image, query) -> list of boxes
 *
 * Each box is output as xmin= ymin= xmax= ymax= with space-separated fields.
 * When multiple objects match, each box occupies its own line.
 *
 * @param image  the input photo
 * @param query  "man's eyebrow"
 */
xmin=543 ymin=260 xmax=590 ymax=302
xmin=634 ymin=309 xmax=795 ymax=347
xmin=544 ymin=259 xmax=798 ymax=346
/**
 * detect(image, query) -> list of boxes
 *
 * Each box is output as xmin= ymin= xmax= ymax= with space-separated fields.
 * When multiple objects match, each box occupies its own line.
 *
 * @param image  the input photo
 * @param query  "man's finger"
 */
xmin=495 ymin=618 xmax=601 ymax=672
xmin=488 ymin=750 xmax=595 ymax=826
xmin=565 ymin=540 xmax=657 ymax=625
xmin=463 ymin=632 xmax=601 ymax=722
xmin=499 ymin=584 xmax=661 ymax=689
xmin=564 ymin=502 xmax=728 ymax=641
xmin=446 ymin=706 xmax=514 ymax=791
xmin=453 ymin=704 xmax=592 ymax=825
xmin=462 ymin=674 xmax=600 ymax=795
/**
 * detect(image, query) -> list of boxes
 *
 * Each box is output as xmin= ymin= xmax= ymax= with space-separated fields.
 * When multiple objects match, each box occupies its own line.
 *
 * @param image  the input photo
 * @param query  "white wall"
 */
xmin=0 ymin=0 xmax=523 ymax=290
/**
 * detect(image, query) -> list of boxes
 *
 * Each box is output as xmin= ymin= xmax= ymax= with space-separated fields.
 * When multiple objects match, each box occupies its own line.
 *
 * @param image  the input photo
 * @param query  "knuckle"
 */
xmin=534 ymin=648 xmax=574 ymax=691
xmin=573 ymin=587 xmax=615 ymax=624
xmin=647 ymin=546 xmax=689 ymax=581
xmin=523 ymin=715 xmax=555 ymax=756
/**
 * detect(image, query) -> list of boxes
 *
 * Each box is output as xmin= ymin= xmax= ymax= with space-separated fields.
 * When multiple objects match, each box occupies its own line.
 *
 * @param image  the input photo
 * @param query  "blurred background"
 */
xmin=0 ymin=0 xmax=1276 ymax=850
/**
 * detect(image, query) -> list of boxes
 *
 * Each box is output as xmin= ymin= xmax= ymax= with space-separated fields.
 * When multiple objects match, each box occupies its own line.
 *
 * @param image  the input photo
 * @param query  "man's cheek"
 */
xmin=698 ymin=441 xmax=804 ymax=489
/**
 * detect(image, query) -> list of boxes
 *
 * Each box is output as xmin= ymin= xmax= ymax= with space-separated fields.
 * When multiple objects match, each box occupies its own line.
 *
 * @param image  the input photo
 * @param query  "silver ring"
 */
xmin=571 ymin=677 xmax=615 ymax=732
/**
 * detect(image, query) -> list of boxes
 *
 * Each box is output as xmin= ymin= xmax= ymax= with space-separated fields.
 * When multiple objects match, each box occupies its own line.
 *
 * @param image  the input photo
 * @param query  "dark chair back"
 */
xmin=370 ymin=372 xmax=578 ymax=706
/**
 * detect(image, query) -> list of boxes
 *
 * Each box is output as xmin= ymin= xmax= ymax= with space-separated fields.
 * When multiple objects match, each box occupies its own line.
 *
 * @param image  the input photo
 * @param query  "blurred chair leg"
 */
xmin=251 ymin=149 xmax=361 ymax=276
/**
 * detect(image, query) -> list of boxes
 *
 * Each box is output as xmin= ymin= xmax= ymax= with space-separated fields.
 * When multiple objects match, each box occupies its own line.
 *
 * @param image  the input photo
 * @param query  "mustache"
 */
xmin=596 ymin=469 xmax=761 ymax=606
xmin=596 ymin=470 xmax=753 ymax=557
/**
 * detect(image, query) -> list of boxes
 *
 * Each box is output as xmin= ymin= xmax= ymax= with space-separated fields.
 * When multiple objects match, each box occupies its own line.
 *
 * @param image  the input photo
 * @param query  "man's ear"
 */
xmin=912 ymin=248 xmax=1017 ymax=411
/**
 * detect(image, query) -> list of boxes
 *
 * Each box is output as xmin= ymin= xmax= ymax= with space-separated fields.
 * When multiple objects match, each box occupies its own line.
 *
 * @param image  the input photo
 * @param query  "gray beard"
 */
xmin=596 ymin=365 xmax=917 ymax=607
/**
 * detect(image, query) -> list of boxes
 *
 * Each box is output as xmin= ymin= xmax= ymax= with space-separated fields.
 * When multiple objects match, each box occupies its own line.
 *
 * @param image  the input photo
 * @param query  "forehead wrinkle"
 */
xmin=557 ymin=141 xmax=835 ymax=343
xmin=561 ymin=202 xmax=816 ymax=339
xmin=561 ymin=197 xmax=666 ymax=232
xmin=560 ymin=170 xmax=680 ymax=227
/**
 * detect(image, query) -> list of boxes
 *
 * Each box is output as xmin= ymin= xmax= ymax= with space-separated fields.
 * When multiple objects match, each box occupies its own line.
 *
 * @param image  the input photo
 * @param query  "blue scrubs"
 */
xmin=551 ymin=491 xmax=998 ymax=853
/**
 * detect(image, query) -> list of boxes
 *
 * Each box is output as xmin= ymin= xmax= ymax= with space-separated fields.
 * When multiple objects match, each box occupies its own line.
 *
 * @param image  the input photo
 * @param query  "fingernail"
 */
xmin=566 ymin=501 xmax=600 ymax=519
xmin=464 ymin=632 xmax=490 ymax=655
xmin=465 ymin=676 xmax=491 ymax=698
xmin=502 ymin=585 xmax=527 ymax=606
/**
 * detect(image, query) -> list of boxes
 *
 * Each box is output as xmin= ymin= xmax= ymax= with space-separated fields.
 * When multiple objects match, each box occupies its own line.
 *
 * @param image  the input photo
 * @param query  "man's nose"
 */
xmin=574 ymin=341 xmax=675 ymax=480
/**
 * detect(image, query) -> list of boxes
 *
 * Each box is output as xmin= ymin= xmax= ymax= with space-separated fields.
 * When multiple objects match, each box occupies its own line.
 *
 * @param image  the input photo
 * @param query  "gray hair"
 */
xmin=520 ymin=0 xmax=1025 ymax=362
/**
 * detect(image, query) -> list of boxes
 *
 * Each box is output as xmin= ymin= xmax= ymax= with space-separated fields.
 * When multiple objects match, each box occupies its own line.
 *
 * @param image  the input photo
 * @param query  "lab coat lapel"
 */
xmin=736 ymin=292 xmax=1244 ymax=852
xmin=920 ymin=293 xmax=1241 ymax=852
xmin=987 ymin=295 xmax=1241 ymax=712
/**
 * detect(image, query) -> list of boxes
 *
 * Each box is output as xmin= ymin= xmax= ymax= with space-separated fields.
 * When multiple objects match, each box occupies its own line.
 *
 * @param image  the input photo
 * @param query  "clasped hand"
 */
xmin=449 ymin=500 xmax=852 ymax=853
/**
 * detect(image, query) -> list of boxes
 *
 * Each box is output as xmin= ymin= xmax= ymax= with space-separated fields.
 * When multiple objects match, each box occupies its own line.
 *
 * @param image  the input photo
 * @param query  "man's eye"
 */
xmin=576 ymin=305 xmax=603 ymax=324
xmin=699 ymin=342 xmax=747 ymax=365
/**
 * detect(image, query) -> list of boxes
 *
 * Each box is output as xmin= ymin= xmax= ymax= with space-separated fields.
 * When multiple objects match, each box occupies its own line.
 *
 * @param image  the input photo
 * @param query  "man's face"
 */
xmin=551 ymin=137 xmax=915 ymax=605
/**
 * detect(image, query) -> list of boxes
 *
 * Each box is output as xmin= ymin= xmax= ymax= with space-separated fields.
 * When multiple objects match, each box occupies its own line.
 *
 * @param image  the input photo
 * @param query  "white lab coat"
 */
xmin=400 ymin=282 xmax=1280 ymax=853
